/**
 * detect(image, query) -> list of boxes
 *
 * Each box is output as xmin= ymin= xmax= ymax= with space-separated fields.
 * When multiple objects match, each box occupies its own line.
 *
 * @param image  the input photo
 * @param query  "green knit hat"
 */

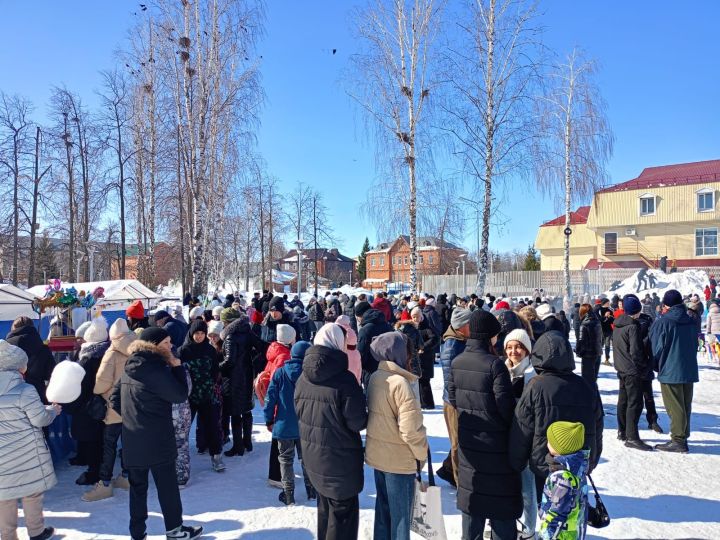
xmin=221 ymin=307 xmax=241 ymax=324
xmin=547 ymin=421 xmax=585 ymax=455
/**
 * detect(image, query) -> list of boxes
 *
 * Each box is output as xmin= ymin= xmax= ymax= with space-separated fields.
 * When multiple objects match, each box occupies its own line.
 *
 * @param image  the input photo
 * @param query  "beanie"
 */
xmin=154 ymin=310 xmax=171 ymax=321
xmin=84 ymin=317 xmax=109 ymax=344
xmin=622 ymin=294 xmax=642 ymax=316
xmin=212 ymin=306 xmax=223 ymax=318
xmin=535 ymin=303 xmax=554 ymax=321
xmin=109 ymin=318 xmax=132 ymax=340
xmin=251 ymin=310 xmax=264 ymax=325
xmin=276 ymin=324 xmax=296 ymax=346
xmin=354 ymin=301 xmax=371 ymax=318
xmin=400 ymin=309 xmax=411 ymax=321
xmin=139 ymin=326 xmax=170 ymax=345
xmin=269 ymin=296 xmax=285 ymax=312
xmin=469 ymin=310 xmax=501 ymax=341
xmin=662 ymin=289 xmax=683 ymax=307
xmin=0 ymin=340 xmax=29 ymax=372
xmin=75 ymin=321 xmax=92 ymax=340
xmin=207 ymin=320 xmax=224 ymax=336
xmin=189 ymin=319 xmax=208 ymax=336
xmin=495 ymin=300 xmax=511 ymax=311
xmin=188 ymin=306 xmax=205 ymax=320
xmin=547 ymin=421 xmax=585 ymax=455
xmin=291 ymin=340 xmax=312 ymax=361
xmin=504 ymin=329 xmax=532 ymax=354
xmin=221 ymin=307 xmax=241 ymax=324
xmin=450 ymin=308 xmax=472 ymax=329
xmin=126 ymin=300 xmax=145 ymax=320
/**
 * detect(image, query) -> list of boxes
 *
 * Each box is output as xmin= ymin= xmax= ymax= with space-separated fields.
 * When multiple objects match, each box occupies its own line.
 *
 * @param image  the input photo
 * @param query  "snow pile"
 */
xmin=603 ymin=269 xmax=709 ymax=299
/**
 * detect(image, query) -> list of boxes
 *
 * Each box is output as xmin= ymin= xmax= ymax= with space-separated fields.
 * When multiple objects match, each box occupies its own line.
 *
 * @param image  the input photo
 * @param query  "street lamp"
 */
xmin=294 ymin=238 xmax=304 ymax=296
xmin=459 ymin=254 xmax=467 ymax=295
xmin=455 ymin=261 xmax=461 ymax=294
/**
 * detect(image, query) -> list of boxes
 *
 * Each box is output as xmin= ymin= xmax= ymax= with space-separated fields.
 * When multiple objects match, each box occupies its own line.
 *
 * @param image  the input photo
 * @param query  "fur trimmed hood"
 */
xmin=127 ymin=340 xmax=174 ymax=361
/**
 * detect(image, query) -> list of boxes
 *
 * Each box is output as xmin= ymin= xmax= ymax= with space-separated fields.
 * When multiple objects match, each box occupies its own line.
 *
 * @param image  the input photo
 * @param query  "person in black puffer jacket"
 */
xmin=220 ymin=311 xmax=266 ymax=457
xmin=295 ymin=324 xmax=367 ymax=540
xmin=576 ymin=304 xmax=603 ymax=386
xmin=355 ymin=303 xmax=393 ymax=383
xmin=263 ymin=296 xmax=300 ymax=343
xmin=636 ymin=310 xmax=662 ymax=433
xmin=5 ymin=317 xmax=55 ymax=403
xmin=65 ymin=318 xmax=111 ymax=486
xmin=611 ymin=294 xmax=653 ymax=450
xmin=178 ymin=320 xmax=224 ymax=467
xmin=509 ymin=331 xmax=604 ymax=504
xmin=449 ymin=309 xmax=520 ymax=539
xmin=109 ymin=327 xmax=201 ymax=540
xmin=414 ymin=307 xmax=439 ymax=409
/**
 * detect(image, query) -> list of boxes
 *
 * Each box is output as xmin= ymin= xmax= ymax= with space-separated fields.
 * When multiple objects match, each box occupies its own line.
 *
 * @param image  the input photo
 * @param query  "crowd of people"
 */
xmin=0 ymin=283 xmax=704 ymax=540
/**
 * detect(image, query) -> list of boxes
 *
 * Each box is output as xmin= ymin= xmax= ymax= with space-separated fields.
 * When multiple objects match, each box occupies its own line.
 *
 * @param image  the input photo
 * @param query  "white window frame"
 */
xmin=639 ymin=193 xmax=656 ymax=216
xmin=696 ymin=227 xmax=718 ymax=256
xmin=380 ymin=256 xmax=385 ymax=266
xmin=371 ymin=257 xmax=376 ymax=267
xmin=697 ymin=188 xmax=715 ymax=213
xmin=428 ymin=254 xmax=434 ymax=264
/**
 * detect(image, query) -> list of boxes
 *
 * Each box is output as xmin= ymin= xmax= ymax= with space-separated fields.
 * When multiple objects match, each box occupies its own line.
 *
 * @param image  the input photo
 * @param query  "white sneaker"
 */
xmin=166 ymin=524 xmax=203 ymax=539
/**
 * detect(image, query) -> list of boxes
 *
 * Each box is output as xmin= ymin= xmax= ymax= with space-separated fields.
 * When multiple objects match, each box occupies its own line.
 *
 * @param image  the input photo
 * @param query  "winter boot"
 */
xmin=113 ymin=474 xmax=130 ymax=490
xmin=616 ymin=431 xmax=627 ymax=441
xmin=82 ymin=481 xmax=114 ymax=502
xmin=655 ymin=440 xmax=689 ymax=453
xmin=279 ymin=489 xmax=296 ymax=506
xmin=224 ymin=444 xmax=244 ymax=457
xmin=29 ymin=527 xmax=55 ymax=540
xmin=649 ymin=422 xmax=664 ymax=434
xmin=242 ymin=413 xmax=254 ymax=452
xmin=166 ymin=524 xmax=203 ymax=540
xmin=69 ymin=455 xmax=87 ymax=466
xmin=211 ymin=455 xmax=226 ymax=472
xmin=625 ymin=439 xmax=654 ymax=451
xmin=304 ymin=478 xmax=317 ymax=500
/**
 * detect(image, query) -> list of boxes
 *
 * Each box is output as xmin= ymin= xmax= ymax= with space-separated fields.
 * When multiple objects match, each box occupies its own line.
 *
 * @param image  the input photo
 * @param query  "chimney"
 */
xmin=329 ymin=248 xmax=339 ymax=257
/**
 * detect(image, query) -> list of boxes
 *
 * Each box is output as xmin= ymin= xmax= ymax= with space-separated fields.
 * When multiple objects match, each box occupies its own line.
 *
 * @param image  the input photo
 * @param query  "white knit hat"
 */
xmin=75 ymin=321 xmax=92 ymax=340
xmin=207 ymin=320 xmax=224 ymax=336
xmin=535 ymin=303 xmax=554 ymax=321
xmin=276 ymin=324 xmax=296 ymax=346
xmin=212 ymin=306 xmax=223 ymax=317
xmin=189 ymin=306 xmax=205 ymax=320
xmin=0 ymin=340 xmax=28 ymax=371
xmin=83 ymin=317 xmax=109 ymax=344
xmin=109 ymin=318 xmax=132 ymax=340
xmin=504 ymin=329 xmax=532 ymax=354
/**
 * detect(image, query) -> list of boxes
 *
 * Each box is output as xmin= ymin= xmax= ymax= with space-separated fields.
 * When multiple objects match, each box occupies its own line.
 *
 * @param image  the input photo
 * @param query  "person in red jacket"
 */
xmin=371 ymin=292 xmax=394 ymax=324
xmin=705 ymin=285 xmax=712 ymax=301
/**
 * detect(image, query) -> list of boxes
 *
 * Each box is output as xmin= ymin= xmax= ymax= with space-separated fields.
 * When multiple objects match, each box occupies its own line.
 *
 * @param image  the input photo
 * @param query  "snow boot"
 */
xmin=649 ymin=422 xmax=664 ymax=434
xmin=82 ymin=481 xmax=113 ymax=502
xmin=29 ymin=527 xmax=55 ymax=540
xmin=224 ymin=446 xmax=244 ymax=457
xmin=166 ymin=524 xmax=203 ymax=539
xmin=655 ymin=440 xmax=689 ymax=453
xmin=279 ymin=489 xmax=296 ymax=506
xmin=625 ymin=439 xmax=654 ymax=451
xmin=242 ymin=413 xmax=254 ymax=452
xmin=616 ymin=431 xmax=627 ymax=441
xmin=113 ymin=474 xmax=130 ymax=490
xmin=211 ymin=455 xmax=226 ymax=472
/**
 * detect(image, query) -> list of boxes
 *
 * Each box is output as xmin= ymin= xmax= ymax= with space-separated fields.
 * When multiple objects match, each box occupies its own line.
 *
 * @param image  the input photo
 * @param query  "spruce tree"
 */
xmin=357 ymin=237 xmax=371 ymax=280
xmin=33 ymin=234 xmax=60 ymax=285
xmin=523 ymin=244 xmax=541 ymax=271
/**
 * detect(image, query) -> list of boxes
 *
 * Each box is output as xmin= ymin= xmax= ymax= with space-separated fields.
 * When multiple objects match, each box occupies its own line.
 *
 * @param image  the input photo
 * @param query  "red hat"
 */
xmin=495 ymin=300 xmax=510 ymax=311
xmin=418 ymin=298 xmax=426 ymax=307
xmin=251 ymin=310 xmax=264 ymax=325
xmin=595 ymin=299 xmax=602 ymax=305
xmin=400 ymin=309 xmax=411 ymax=321
xmin=126 ymin=300 xmax=145 ymax=320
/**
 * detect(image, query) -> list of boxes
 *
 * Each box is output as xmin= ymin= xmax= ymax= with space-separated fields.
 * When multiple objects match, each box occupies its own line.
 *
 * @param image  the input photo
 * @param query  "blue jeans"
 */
xmin=520 ymin=464 xmax=537 ymax=534
xmin=461 ymin=513 xmax=516 ymax=540
xmin=373 ymin=469 xmax=415 ymax=540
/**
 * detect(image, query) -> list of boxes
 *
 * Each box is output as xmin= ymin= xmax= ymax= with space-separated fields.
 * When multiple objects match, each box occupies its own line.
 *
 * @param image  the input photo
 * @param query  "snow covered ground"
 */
xmin=603 ymin=269 xmax=709 ymax=300
xmin=27 ymin=349 xmax=720 ymax=539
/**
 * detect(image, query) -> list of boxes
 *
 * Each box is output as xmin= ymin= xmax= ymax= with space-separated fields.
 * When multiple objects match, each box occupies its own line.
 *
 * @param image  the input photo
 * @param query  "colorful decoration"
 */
xmin=32 ymin=280 xmax=105 ymax=313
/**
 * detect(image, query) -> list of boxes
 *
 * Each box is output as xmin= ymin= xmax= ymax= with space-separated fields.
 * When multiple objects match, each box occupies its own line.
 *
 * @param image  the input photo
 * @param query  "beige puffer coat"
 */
xmin=365 ymin=360 xmax=428 ymax=474
xmin=94 ymin=331 xmax=137 ymax=424
xmin=706 ymin=303 xmax=720 ymax=335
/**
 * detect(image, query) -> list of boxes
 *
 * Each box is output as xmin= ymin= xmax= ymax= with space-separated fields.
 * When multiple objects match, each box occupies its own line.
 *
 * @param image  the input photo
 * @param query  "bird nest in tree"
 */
xmin=186 ymin=67 xmax=196 ymax=77
xmin=178 ymin=36 xmax=191 ymax=48
xmin=179 ymin=51 xmax=190 ymax=62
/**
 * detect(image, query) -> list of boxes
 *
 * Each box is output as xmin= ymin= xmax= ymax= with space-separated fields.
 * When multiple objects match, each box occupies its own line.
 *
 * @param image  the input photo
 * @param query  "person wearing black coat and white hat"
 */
xmin=5 ymin=317 xmax=55 ymax=404
xmin=448 ymin=309 xmax=521 ymax=540
xmin=109 ymin=327 xmax=202 ymax=540
xmin=509 ymin=331 xmax=604 ymax=505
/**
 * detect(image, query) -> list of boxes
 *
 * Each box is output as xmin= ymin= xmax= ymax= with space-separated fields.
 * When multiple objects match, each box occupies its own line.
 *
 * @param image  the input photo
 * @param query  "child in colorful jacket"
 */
xmin=539 ymin=421 xmax=590 ymax=540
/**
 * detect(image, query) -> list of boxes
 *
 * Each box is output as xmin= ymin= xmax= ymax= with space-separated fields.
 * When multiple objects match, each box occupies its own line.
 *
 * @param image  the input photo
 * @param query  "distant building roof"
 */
xmin=368 ymin=235 xmax=464 ymax=253
xmin=281 ymin=248 xmax=354 ymax=263
xmin=540 ymin=206 xmax=591 ymax=227
xmin=597 ymin=159 xmax=720 ymax=194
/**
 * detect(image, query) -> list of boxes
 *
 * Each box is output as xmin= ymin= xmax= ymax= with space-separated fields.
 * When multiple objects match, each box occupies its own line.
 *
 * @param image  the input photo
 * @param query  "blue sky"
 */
xmin=1 ymin=1 xmax=719 ymax=258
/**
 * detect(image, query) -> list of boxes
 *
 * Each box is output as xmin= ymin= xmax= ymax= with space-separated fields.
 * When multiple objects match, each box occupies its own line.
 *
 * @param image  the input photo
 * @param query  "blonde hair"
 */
xmin=516 ymin=312 xmax=534 ymax=340
xmin=519 ymin=306 xmax=538 ymax=322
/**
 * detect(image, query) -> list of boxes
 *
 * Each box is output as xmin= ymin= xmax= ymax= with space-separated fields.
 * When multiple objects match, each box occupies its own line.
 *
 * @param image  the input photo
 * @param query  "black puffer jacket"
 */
xmin=449 ymin=339 xmax=520 ymax=519
xmin=418 ymin=319 xmax=439 ymax=379
xmin=5 ymin=324 xmax=55 ymax=403
xmin=110 ymin=340 xmax=188 ymax=468
xmin=295 ymin=345 xmax=368 ymax=501
xmin=262 ymin=310 xmax=299 ymax=343
xmin=636 ymin=313 xmax=655 ymax=380
xmin=220 ymin=318 xmax=265 ymax=415
xmin=178 ymin=323 xmax=220 ymax=407
xmin=509 ymin=332 xmax=604 ymax=478
xmin=543 ymin=315 xmax=567 ymax=336
xmin=357 ymin=309 xmax=393 ymax=375
xmin=612 ymin=314 xmax=646 ymax=378
xmin=66 ymin=341 xmax=110 ymax=442
xmin=576 ymin=311 xmax=603 ymax=359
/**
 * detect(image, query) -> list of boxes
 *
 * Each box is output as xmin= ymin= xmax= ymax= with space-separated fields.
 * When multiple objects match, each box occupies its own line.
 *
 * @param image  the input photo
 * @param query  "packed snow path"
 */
xmin=28 ymin=354 xmax=720 ymax=539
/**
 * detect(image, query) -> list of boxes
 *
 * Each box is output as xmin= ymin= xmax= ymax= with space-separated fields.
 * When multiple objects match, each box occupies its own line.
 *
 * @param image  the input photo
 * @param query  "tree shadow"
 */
xmin=240 ymin=529 xmax=314 ymax=539
xmin=601 ymin=493 xmax=720 ymax=523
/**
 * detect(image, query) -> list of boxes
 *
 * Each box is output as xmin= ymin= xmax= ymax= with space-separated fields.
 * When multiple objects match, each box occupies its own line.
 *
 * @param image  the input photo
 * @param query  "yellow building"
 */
xmin=535 ymin=159 xmax=720 ymax=270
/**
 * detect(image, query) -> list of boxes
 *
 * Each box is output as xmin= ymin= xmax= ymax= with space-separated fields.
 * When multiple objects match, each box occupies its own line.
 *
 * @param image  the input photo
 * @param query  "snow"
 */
xmin=29 ymin=348 xmax=720 ymax=539
xmin=603 ymin=269 xmax=708 ymax=300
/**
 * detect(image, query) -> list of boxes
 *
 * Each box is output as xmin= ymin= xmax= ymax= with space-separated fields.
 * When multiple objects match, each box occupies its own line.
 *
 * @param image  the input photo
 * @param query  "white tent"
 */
xmin=0 ymin=284 xmax=38 ymax=323
xmin=27 ymin=279 xmax=160 ymax=312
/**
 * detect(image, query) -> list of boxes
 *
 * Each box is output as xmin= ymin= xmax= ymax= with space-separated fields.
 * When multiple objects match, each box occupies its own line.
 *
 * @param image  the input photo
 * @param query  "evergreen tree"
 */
xmin=523 ymin=244 xmax=540 ymax=271
xmin=33 ymin=234 xmax=59 ymax=284
xmin=357 ymin=237 xmax=370 ymax=280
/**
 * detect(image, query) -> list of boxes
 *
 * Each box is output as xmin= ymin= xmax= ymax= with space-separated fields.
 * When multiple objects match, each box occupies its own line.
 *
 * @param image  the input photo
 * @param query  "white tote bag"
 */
xmin=411 ymin=447 xmax=447 ymax=540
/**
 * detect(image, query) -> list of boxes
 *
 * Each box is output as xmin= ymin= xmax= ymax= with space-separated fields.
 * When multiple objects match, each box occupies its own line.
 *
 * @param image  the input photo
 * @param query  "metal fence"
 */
xmin=422 ymin=266 xmax=720 ymax=298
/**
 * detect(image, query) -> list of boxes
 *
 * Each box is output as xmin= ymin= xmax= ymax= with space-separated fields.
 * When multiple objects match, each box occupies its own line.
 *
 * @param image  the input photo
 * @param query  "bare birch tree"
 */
xmin=533 ymin=48 xmax=613 ymax=305
xmin=350 ymin=0 xmax=445 ymax=293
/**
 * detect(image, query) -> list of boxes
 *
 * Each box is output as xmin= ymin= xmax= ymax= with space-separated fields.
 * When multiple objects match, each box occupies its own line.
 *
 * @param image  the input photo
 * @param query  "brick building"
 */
xmin=279 ymin=248 xmax=356 ymax=287
xmin=363 ymin=235 xmax=468 ymax=289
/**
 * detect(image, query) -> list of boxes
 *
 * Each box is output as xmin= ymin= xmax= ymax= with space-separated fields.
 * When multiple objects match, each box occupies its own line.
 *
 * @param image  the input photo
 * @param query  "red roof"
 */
xmin=540 ymin=206 xmax=590 ymax=227
xmin=597 ymin=159 xmax=720 ymax=194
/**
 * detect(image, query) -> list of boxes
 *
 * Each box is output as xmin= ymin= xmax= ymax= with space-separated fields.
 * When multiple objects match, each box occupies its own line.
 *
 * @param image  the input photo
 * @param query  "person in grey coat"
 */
xmin=0 ymin=340 xmax=59 ymax=540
